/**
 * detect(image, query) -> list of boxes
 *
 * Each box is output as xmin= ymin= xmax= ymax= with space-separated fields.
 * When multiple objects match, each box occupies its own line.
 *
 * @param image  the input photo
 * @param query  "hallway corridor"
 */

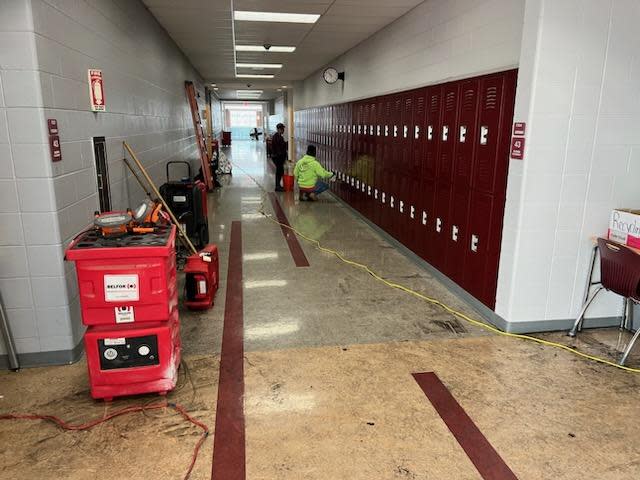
xmin=1 ymin=141 xmax=639 ymax=480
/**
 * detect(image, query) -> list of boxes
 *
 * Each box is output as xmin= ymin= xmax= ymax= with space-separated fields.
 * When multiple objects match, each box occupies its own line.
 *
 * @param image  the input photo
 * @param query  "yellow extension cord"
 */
xmin=231 ymin=160 xmax=640 ymax=374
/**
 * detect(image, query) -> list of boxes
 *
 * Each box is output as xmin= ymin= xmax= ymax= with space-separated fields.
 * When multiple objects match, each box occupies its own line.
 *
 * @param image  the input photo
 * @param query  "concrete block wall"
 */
xmin=0 ymin=0 xmax=205 ymax=366
xmin=294 ymin=0 xmax=526 ymax=110
xmin=497 ymin=0 xmax=640 ymax=330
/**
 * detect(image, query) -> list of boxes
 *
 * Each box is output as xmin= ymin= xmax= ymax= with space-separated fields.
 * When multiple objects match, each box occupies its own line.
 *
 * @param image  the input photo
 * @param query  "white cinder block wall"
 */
xmin=0 ymin=0 xmax=205 ymax=366
xmin=294 ymin=0 xmax=526 ymax=110
xmin=497 ymin=0 xmax=640 ymax=330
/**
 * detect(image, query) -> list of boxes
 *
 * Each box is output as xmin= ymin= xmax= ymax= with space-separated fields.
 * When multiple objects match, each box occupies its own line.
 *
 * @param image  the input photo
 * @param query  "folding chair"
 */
xmin=568 ymin=238 xmax=640 ymax=365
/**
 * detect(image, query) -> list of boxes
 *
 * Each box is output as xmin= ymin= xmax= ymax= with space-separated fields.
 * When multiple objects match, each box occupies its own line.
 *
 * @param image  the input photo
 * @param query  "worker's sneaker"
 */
xmin=307 ymin=193 xmax=317 ymax=201
xmin=275 ymin=186 xmax=284 ymax=192
xmin=298 ymin=192 xmax=307 ymax=201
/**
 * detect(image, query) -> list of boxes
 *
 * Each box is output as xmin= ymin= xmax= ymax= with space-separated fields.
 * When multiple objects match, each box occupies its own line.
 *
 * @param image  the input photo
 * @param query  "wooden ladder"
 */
xmin=185 ymin=81 xmax=213 ymax=190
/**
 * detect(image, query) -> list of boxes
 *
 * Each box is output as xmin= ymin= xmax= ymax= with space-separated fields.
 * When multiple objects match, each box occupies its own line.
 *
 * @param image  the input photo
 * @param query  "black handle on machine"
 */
xmin=166 ymin=161 xmax=192 ymax=183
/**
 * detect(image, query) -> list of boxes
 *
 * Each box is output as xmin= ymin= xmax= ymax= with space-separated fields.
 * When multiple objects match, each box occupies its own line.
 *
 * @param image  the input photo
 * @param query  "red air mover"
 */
xmin=65 ymin=225 xmax=177 ymax=326
xmin=184 ymin=244 xmax=219 ymax=310
xmin=83 ymin=309 xmax=180 ymax=401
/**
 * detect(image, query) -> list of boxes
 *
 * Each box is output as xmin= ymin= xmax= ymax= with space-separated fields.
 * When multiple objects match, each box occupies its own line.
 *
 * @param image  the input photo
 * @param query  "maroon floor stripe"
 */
xmin=212 ymin=221 xmax=245 ymax=480
xmin=268 ymin=192 xmax=310 ymax=267
xmin=413 ymin=372 xmax=518 ymax=480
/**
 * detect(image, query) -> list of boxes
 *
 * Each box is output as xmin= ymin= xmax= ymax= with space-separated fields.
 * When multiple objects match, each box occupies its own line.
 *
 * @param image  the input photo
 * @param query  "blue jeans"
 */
xmin=313 ymin=181 xmax=330 ymax=195
xmin=301 ymin=181 xmax=329 ymax=196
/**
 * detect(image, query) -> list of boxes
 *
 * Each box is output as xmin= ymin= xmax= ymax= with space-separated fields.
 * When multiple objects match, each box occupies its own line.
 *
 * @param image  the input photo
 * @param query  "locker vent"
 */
xmin=430 ymin=95 xmax=439 ymax=112
xmin=485 ymin=86 xmax=498 ymax=109
xmin=463 ymin=89 xmax=476 ymax=109
xmin=445 ymin=91 xmax=456 ymax=111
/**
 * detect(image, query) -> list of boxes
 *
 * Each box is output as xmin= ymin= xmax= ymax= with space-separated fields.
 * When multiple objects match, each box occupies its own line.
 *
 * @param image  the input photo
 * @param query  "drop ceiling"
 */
xmin=142 ymin=0 xmax=424 ymax=99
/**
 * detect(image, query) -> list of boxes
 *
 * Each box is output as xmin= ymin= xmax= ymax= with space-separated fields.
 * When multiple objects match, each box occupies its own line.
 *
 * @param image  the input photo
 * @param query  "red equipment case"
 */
xmin=65 ymin=225 xmax=177 ymax=326
xmin=184 ymin=244 xmax=219 ymax=310
xmin=84 ymin=309 xmax=181 ymax=401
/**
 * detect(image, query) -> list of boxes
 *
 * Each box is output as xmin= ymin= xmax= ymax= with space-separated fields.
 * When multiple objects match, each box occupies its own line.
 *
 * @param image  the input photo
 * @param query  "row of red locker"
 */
xmin=293 ymin=70 xmax=517 ymax=309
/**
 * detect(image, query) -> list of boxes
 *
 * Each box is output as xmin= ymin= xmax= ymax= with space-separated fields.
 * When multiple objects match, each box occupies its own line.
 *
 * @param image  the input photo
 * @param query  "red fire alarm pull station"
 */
xmin=88 ymin=69 xmax=106 ymax=112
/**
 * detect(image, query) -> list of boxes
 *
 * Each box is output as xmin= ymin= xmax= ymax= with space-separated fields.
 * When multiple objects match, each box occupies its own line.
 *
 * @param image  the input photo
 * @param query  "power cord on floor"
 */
xmin=0 ymin=400 xmax=209 ymax=479
xmin=233 ymin=159 xmax=640 ymax=374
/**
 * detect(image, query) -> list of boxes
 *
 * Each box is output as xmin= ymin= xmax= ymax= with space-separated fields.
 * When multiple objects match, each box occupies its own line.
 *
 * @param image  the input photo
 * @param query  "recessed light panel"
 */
xmin=235 ymin=45 xmax=296 ymax=53
xmin=236 ymin=63 xmax=282 ymax=69
xmin=236 ymin=74 xmax=275 ymax=79
xmin=234 ymin=11 xmax=320 ymax=23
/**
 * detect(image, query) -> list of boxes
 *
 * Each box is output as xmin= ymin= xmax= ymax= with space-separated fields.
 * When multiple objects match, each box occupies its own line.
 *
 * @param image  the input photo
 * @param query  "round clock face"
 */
xmin=323 ymin=67 xmax=339 ymax=84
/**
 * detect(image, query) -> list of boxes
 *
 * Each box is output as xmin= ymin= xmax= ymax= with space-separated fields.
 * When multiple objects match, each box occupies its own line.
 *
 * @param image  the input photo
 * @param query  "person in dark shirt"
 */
xmin=271 ymin=123 xmax=288 ymax=191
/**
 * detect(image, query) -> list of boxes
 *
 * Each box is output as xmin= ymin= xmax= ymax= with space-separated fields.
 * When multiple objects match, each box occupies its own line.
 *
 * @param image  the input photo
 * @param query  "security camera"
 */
xmin=264 ymin=44 xmax=272 ymax=50
xmin=246 ymin=83 xmax=252 ymax=88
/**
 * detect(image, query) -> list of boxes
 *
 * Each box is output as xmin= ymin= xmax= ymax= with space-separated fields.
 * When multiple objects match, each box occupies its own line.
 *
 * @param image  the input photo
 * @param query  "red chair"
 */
xmin=568 ymin=238 xmax=640 ymax=365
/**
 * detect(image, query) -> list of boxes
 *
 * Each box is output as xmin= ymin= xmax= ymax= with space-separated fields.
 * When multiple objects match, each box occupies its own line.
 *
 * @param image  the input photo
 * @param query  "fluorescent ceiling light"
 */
xmin=236 ymin=74 xmax=275 ymax=79
xmin=236 ymin=45 xmax=296 ymax=53
xmin=234 ymin=11 xmax=320 ymax=23
xmin=236 ymin=63 xmax=282 ymax=69
xmin=237 ymin=90 xmax=263 ymax=94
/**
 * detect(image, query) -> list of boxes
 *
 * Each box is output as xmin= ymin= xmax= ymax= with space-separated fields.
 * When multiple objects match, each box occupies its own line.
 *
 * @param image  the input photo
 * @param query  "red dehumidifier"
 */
xmin=83 ymin=309 xmax=181 ymax=401
xmin=184 ymin=244 xmax=219 ymax=310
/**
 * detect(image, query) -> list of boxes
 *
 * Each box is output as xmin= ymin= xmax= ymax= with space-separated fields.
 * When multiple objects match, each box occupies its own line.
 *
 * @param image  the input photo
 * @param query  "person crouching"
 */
xmin=294 ymin=145 xmax=334 ymax=201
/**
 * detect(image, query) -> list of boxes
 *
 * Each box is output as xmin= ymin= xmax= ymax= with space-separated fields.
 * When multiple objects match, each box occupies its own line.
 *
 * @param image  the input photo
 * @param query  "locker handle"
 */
xmin=442 ymin=125 xmax=449 ymax=141
xmin=452 ymin=225 xmax=459 ymax=241
xmin=403 ymin=125 xmax=408 ymax=138
xmin=385 ymin=125 xmax=389 ymax=137
xmin=394 ymin=125 xmax=398 ymax=137
xmin=399 ymin=200 xmax=404 ymax=213
xmin=382 ymin=192 xmax=386 ymax=204
xmin=368 ymin=186 xmax=372 ymax=196
xmin=377 ymin=125 xmax=381 ymax=136
xmin=362 ymin=183 xmax=366 ymax=192
xmin=410 ymin=206 xmax=415 ymax=219
xmin=390 ymin=196 xmax=395 ymax=208
xmin=422 ymin=211 xmax=427 ymax=225
xmin=97 ymin=173 xmax=103 ymax=189
xmin=459 ymin=125 xmax=467 ymax=143
xmin=471 ymin=234 xmax=479 ymax=252
xmin=375 ymin=189 xmax=379 ymax=199
xmin=436 ymin=218 xmax=442 ymax=233
xmin=370 ymin=125 xmax=374 ymax=135
xmin=428 ymin=125 xmax=434 ymax=140
xmin=480 ymin=126 xmax=489 ymax=145
xmin=415 ymin=126 xmax=420 ymax=139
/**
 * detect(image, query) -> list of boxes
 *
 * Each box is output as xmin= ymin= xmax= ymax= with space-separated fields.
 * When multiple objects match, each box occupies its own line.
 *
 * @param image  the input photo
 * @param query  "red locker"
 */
xmin=419 ymin=86 xmax=443 ymax=263
xmin=445 ymin=78 xmax=480 ymax=283
xmin=437 ymin=82 xmax=459 ymax=184
xmin=407 ymin=89 xmax=426 ymax=254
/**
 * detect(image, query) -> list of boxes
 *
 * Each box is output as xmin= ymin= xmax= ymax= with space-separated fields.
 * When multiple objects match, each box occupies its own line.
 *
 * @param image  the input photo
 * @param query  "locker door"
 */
xmin=446 ymin=79 xmax=480 ymax=283
xmin=408 ymin=88 xmax=427 ymax=255
xmin=380 ymin=96 xmax=393 ymax=232
xmin=463 ymin=191 xmax=496 ymax=307
xmin=389 ymin=95 xmax=403 ymax=239
xmin=473 ymin=74 xmax=507 ymax=196
xmin=373 ymin=97 xmax=385 ymax=227
xmin=437 ymin=83 xmax=459 ymax=184
xmin=420 ymin=86 xmax=442 ymax=264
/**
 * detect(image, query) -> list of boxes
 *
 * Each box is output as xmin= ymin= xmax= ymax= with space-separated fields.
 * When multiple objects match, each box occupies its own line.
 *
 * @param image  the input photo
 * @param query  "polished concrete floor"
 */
xmin=1 ymin=141 xmax=640 ymax=480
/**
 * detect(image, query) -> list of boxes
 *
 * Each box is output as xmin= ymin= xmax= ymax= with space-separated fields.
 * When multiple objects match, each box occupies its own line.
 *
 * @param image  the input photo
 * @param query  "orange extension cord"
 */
xmin=0 ymin=400 xmax=209 ymax=480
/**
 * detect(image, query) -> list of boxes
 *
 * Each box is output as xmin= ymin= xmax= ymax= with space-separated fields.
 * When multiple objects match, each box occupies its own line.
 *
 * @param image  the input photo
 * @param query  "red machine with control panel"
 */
xmin=66 ymin=224 xmax=181 ymax=400
xmin=83 ymin=310 xmax=180 ymax=401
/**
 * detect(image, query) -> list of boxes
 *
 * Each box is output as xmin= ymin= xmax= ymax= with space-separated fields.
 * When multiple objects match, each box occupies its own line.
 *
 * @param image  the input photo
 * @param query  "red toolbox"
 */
xmin=184 ymin=244 xmax=219 ymax=310
xmin=84 ymin=309 xmax=181 ymax=401
xmin=65 ymin=225 xmax=178 ymax=326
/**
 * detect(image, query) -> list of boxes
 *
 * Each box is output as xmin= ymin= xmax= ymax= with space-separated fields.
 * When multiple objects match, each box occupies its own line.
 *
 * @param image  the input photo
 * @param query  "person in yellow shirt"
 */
xmin=293 ymin=145 xmax=334 ymax=201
